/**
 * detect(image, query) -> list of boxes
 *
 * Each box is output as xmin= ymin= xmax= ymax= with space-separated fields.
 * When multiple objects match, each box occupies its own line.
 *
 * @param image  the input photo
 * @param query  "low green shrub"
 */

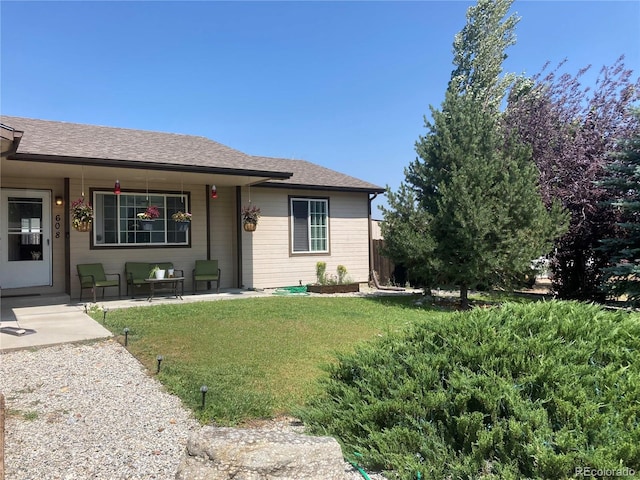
xmin=298 ymin=301 xmax=640 ymax=479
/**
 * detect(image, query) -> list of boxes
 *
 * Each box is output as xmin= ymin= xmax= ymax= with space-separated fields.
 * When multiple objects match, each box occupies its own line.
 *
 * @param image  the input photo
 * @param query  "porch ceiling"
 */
xmin=0 ymin=157 xmax=274 ymax=187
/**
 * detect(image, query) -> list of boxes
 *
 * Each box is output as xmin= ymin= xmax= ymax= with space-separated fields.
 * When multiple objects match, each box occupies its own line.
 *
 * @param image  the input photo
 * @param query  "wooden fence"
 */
xmin=372 ymin=239 xmax=395 ymax=286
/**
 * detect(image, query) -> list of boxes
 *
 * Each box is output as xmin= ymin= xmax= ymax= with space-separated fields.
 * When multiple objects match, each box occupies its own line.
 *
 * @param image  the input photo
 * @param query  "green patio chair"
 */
xmin=192 ymin=260 xmax=221 ymax=293
xmin=77 ymin=263 xmax=121 ymax=303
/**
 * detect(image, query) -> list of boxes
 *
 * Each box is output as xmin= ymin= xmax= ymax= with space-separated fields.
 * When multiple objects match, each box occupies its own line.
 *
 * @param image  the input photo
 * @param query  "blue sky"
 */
xmin=2 ymin=1 xmax=639 ymax=214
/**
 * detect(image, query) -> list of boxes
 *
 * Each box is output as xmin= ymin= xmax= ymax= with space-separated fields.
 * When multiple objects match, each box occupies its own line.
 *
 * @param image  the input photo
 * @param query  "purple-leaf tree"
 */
xmin=504 ymin=56 xmax=640 ymax=300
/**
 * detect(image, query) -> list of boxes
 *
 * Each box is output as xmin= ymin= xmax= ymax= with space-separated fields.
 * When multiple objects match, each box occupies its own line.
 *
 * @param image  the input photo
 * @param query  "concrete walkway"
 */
xmin=0 ymin=294 xmax=112 ymax=352
xmin=0 ymin=288 xmax=312 ymax=352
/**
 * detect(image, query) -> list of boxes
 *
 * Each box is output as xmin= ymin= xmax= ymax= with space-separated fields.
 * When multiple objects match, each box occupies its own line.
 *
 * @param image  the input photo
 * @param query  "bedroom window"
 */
xmin=92 ymin=191 xmax=190 ymax=247
xmin=291 ymin=198 xmax=329 ymax=253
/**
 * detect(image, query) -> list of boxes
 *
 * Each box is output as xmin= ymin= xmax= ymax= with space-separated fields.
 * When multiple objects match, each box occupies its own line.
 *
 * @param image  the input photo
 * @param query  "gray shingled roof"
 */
xmin=256 ymin=156 xmax=385 ymax=193
xmin=1 ymin=115 xmax=384 ymax=192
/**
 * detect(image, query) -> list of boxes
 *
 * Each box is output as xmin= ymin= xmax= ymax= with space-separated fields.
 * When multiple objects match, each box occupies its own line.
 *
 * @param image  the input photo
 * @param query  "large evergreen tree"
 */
xmin=381 ymin=0 xmax=566 ymax=309
xmin=599 ymin=109 xmax=640 ymax=304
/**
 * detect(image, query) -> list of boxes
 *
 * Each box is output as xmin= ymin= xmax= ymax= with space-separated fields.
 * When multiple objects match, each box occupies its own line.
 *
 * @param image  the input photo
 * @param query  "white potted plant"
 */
xmin=149 ymin=265 xmax=165 ymax=279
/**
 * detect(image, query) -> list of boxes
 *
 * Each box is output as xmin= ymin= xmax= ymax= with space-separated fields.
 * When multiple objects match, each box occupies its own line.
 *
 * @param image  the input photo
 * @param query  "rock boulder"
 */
xmin=175 ymin=426 xmax=351 ymax=480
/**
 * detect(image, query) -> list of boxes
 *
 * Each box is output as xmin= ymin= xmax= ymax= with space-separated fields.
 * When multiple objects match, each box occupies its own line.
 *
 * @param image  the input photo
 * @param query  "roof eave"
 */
xmin=7 ymin=153 xmax=293 ymax=179
xmin=1 ymin=124 xmax=24 ymax=156
xmin=258 ymin=181 xmax=386 ymax=194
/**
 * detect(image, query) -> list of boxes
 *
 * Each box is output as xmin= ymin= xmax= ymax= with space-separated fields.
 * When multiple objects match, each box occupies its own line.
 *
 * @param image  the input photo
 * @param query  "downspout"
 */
xmin=368 ymin=193 xmax=378 ymax=284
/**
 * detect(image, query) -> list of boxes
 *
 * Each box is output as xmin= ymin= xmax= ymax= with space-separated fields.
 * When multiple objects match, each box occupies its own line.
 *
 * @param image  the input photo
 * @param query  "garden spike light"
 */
xmin=200 ymin=385 xmax=208 ymax=408
xmin=156 ymin=355 xmax=164 ymax=374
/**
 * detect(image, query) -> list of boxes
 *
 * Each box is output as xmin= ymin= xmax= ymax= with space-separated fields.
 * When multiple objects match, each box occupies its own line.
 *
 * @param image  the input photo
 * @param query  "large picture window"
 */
xmin=92 ymin=191 xmax=190 ymax=247
xmin=291 ymin=198 xmax=329 ymax=253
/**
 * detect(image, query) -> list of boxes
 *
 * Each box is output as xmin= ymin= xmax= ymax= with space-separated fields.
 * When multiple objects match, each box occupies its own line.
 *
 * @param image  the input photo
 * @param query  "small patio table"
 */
xmin=144 ymin=277 xmax=184 ymax=302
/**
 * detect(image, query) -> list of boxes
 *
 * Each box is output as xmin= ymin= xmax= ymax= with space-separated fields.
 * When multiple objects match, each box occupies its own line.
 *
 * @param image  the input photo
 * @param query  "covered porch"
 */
xmin=1 ymin=122 xmax=292 ymax=299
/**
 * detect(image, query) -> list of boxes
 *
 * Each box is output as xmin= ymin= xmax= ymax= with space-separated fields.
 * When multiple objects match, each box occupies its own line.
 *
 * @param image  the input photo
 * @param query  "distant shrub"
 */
xmin=299 ymin=301 xmax=640 ymax=479
xmin=337 ymin=265 xmax=349 ymax=284
xmin=316 ymin=261 xmax=327 ymax=285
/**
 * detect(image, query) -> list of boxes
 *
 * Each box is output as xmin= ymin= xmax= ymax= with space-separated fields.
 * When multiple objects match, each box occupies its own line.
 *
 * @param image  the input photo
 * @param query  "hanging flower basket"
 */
xmin=70 ymin=198 xmax=94 ymax=233
xmin=171 ymin=211 xmax=191 ymax=232
xmin=241 ymin=204 xmax=260 ymax=232
xmin=139 ymin=220 xmax=155 ymax=231
xmin=75 ymin=221 xmax=92 ymax=232
xmin=176 ymin=221 xmax=190 ymax=232
xmin=137 ymin=205 xmax=160 ymax=220
xmin=137 ymin=206 xmax=160 ymax=231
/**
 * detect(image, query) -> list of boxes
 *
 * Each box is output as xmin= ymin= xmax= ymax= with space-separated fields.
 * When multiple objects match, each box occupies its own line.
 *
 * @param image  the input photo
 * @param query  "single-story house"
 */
xmin=0 ymin=115 xmax=385 ymax=299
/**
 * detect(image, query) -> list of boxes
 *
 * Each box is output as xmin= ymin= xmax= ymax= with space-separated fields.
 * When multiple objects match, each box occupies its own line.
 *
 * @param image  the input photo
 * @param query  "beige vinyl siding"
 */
xmin=241 ymin=188 xmax=370 ymax=289
xmin=210 ymin=186 xmax=237 ymax=289
xmin=0 ymin=177 xmax=66 ymax=296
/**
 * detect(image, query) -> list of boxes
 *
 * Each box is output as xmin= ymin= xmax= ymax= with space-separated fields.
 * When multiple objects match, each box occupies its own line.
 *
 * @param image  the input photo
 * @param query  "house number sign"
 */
xmin=55 ymin=214 xmax=61 ymax=238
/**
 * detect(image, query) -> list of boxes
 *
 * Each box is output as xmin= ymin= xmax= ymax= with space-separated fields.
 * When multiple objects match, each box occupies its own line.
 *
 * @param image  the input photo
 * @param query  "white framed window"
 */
xmin=290 ymin=197 xmax=329 ymax=253
xmin=92 ymin=191 xmax=190 ymax=247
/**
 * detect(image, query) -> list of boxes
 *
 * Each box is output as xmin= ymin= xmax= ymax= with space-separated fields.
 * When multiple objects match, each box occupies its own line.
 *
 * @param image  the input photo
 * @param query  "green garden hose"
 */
xmin=349 ymin=452 xmax=372 ymax=480
xmin=348 ymin=452 xmax=422 ymax=480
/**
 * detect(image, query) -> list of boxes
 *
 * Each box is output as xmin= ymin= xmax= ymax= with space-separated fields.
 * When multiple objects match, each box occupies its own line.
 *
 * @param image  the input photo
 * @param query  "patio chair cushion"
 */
xmin=77 ymin=263 xmax=121 ymax=302
xmin=193 ymin=260 xmax=220 ymax=281
xmin=77 ymin=263 xmax=119 ymax=288
xmin=193 ymin=260 xmax=221 ymax=293
xmin=125 ymin=262 xmax=153 ymax=286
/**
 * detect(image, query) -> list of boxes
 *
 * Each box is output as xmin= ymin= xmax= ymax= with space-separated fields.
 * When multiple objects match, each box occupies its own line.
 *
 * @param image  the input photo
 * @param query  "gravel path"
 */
xmin=1 ymin=340 xmax=199 ymax=479
xmin=0 ymin=339 xmax=387 ymax=480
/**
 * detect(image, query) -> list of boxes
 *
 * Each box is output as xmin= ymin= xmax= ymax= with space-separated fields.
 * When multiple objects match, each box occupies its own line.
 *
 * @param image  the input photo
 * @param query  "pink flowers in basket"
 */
xmin=137 ymin=205 xmax=160 ymax=220
xmin=70 ymin=198 xmax=94 ymax=229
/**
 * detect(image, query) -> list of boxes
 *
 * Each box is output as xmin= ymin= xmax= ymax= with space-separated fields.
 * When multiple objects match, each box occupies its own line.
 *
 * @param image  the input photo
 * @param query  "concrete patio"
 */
xmin=0 ymin=288 xmax=278 ymax=352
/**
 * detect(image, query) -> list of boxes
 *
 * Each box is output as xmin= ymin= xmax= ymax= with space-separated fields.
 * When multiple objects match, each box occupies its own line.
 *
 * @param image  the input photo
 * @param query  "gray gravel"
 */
xmin=1 ymin=340 xmax=199 ymax=479
xmin=0 ymin=340 xmax=387 ymax=480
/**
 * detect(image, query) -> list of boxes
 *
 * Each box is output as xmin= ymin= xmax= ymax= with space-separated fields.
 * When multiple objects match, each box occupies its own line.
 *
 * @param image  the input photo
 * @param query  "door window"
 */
xmin=7 ymin=197 xmax=44 ymax=261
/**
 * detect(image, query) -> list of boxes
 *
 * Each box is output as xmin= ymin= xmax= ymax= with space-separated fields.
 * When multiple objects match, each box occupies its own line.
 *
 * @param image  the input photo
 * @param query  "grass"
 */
xmin=93 ymin=295 xmax=454 ymax=425
xmin=93 ymin=291 xmax=546 ymax=425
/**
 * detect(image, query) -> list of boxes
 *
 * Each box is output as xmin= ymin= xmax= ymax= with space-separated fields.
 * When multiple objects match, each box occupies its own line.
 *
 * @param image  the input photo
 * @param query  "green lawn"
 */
xmin=93 ymin=295 xmax=452 ymax=425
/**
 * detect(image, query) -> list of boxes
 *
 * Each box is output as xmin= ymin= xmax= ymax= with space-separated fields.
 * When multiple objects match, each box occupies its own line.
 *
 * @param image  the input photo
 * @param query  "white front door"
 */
xmin=0 ymin=189 xmax=52 ymax=289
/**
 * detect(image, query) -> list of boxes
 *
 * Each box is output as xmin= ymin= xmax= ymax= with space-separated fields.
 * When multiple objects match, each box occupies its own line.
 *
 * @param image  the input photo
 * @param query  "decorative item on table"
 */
xmin=149 ymin=265 xmax=165 ymax=279
xmin=241 ymin=203 xmax=261 ymax=232
xmin=71 ymin=198 xmax=94 ymax=232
